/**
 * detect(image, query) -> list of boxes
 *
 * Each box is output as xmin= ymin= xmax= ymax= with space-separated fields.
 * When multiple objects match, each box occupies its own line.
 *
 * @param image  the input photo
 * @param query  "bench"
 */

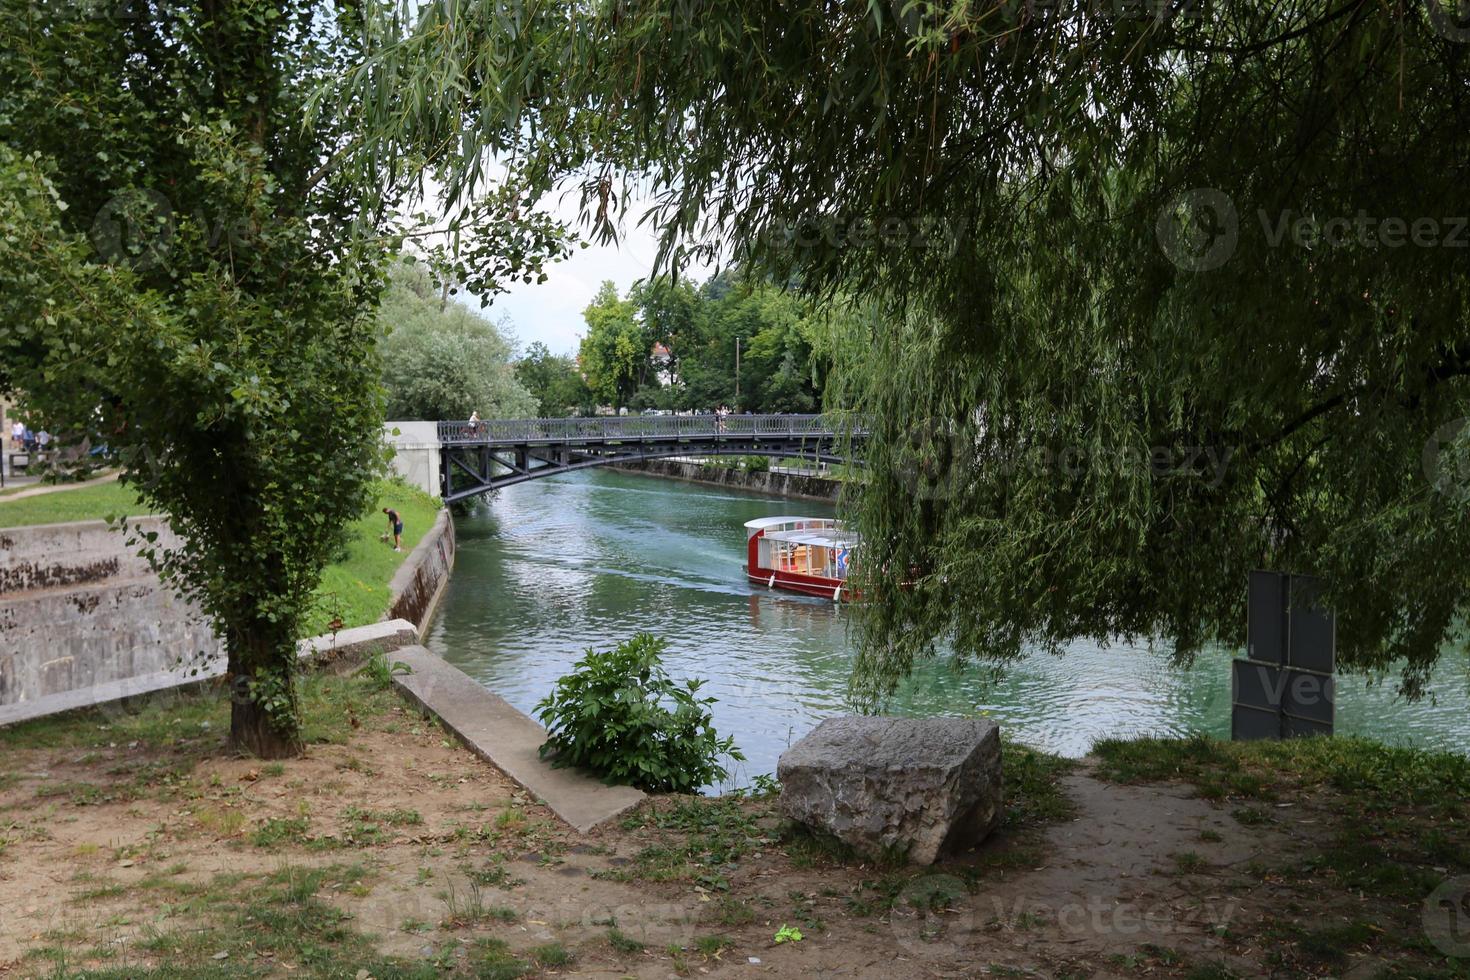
xmin=8 ymin=451 xmax=51 ymax=472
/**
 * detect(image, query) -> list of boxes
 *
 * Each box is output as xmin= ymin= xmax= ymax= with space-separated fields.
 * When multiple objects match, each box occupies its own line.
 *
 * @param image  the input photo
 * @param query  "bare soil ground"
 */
xmin=1 ymin=668 xmax=1465 ymax=979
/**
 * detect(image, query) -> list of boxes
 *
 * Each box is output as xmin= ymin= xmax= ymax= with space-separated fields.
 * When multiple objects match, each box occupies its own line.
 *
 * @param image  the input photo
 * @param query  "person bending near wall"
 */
xmin=383 ymin=507 xmax=404 ymax=553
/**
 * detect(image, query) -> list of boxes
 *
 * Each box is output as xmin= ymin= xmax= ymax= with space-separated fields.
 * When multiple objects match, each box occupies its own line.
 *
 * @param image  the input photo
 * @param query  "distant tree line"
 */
xmin=575 ymin=268 xmax=830 ymax=415
xmin=380 ymin=261 xmax=833 ymax=421
xmin=378 ymin=260 xmax=537 ymax=421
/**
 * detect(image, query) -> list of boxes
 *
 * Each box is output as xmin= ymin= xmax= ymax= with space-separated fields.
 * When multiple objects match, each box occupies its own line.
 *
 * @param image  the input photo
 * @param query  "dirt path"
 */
xmin=0 ymin=470 xmax=119 ymax=502
xmin=0 ymin=686 xmax=1429 ymax=978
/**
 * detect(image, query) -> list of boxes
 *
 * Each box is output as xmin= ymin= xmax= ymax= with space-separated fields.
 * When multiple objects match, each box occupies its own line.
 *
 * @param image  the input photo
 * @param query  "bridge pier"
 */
xmin=383 ymin=421 xmax=443 ymax=496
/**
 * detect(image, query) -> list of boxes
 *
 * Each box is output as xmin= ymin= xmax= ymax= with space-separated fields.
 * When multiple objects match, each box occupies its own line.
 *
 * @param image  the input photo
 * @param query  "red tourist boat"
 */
xmin=744 ymin=516 xmax=859 ymax=601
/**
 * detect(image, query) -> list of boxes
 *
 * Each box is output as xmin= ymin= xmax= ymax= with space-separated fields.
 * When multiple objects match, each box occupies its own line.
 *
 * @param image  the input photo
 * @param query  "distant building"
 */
xmin=651 ymin=342 xmax=674 ymax=386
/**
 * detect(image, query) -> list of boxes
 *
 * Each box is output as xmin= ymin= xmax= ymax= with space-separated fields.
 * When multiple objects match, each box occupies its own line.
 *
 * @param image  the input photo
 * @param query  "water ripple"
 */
xmin=427 ymin=470 xmax=1470 ymax=786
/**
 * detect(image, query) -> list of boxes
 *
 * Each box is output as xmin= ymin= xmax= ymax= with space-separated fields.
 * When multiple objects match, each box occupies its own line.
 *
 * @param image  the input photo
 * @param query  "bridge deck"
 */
xmin=435 ymin=413 xmax=863 ymax=502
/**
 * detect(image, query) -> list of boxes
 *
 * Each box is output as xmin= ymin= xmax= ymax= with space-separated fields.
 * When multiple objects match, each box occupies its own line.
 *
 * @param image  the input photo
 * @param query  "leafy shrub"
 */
xmin=535 ymin=634 xmax=743 ymax=793
xmin=739 ymin=455 xmax=771 ymax=472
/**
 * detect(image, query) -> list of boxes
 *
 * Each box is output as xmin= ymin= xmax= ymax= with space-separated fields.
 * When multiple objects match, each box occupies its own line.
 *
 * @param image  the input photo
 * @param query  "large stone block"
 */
xmin=777 ymin=716 xmax=1002 ymax=864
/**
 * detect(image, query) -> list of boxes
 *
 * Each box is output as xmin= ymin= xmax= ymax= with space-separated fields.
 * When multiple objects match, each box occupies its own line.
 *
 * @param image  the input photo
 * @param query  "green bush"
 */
xmin=535 ymin=634 xmax=743 ymax=793
xmin=739 ymin=455 xmax=771 ymax=472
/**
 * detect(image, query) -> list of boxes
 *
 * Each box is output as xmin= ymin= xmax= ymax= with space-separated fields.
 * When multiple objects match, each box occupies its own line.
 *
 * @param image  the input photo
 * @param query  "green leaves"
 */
xmin=535 ymin=633 xmax=744 ymax=794
xmin=342 ymin=0 xmax=1470 ymax=702
xmin=378 ymin=258 xmax=537 ymax=420
xmin=0 ymin=0 xmax=398 ymax=751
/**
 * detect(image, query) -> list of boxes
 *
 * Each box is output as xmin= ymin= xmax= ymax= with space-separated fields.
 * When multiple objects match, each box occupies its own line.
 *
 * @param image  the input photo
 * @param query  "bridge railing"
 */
xmin=437 ymin=413 xmax=861 ymax=446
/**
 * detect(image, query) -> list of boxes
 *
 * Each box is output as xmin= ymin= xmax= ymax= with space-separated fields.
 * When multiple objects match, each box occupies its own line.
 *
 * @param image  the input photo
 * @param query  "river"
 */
xmin=426 ymin=469 xmax=1470 ymax=788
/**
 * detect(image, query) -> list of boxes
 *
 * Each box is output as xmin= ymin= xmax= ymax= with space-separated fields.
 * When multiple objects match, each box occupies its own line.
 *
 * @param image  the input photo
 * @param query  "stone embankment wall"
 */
xmin=613 ymin=459 xmax=843 ymax=502
xmin=387 ymin=507 xmax=456 ymax=638
xmin=0 ymin=518 xmax=221 ymax=707
xmin=0 ymin=502 xmax=456 ymax=719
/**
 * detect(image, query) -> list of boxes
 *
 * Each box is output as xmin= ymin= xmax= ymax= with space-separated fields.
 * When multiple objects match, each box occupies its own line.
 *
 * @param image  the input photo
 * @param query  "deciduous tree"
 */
xmin=380 ymin=260 xmax=537 ymax=420
xmin=0 ymin=0 xmax=564 ymax=755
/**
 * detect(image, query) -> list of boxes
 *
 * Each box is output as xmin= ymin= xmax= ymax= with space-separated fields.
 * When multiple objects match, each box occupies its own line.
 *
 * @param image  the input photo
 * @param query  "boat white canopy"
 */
xmin=763 ymin=528 xmax=859 ymax=549
xmin=743 ymin=516 xmax=832 ymax=530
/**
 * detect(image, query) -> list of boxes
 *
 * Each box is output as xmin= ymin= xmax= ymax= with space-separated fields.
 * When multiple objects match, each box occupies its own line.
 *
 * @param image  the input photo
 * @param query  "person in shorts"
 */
xmin=383 ymin=507 xmax=404 ymax=552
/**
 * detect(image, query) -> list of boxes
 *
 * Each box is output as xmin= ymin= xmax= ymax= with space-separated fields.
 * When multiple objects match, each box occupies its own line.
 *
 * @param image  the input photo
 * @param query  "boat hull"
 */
xmin=746 ymin=568 xmax=855 ymax=601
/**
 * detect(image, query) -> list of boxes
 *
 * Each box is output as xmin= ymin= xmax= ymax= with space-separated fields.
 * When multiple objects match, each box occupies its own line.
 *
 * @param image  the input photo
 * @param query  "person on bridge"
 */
xmin=383 ymin=507 xmax=404 ymax=552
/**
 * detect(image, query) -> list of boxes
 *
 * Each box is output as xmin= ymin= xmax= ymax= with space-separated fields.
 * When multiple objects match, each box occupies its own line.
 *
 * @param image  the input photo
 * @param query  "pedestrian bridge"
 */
xmin=411 ymin=414 xmax=864 ymax=503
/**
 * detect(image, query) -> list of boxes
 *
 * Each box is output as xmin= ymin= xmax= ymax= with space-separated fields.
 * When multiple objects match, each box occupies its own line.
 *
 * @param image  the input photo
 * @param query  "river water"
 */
xmin=426 ymin=469 xmax=1470 ymax=788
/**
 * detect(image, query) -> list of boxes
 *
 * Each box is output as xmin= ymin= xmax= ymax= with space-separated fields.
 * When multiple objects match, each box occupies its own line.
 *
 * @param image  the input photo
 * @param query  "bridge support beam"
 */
xmin=428 ymin=414 xmax=865 ymax=504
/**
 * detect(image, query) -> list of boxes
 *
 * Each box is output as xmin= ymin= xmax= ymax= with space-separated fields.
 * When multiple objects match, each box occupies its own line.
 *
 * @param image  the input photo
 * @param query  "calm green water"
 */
xmin=426 ymin=469 xmax=1470 ymax=787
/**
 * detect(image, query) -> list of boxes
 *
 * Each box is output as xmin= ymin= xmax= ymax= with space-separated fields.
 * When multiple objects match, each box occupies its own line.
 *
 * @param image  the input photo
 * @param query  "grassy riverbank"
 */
xmin=303 ymin=481 xmax=441 ymax=636
xmin=2 ymin=674 xmax=1465 ymax=980
xmin=0 ymin=479 xmax=141 ymax=527
xmin=0 ymin=477 xmax=440 ymax=635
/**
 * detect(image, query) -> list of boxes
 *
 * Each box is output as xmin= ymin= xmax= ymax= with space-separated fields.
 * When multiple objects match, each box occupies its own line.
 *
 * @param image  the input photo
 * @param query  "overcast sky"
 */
xmin=453 ymin=182 xmax=716 ymax=358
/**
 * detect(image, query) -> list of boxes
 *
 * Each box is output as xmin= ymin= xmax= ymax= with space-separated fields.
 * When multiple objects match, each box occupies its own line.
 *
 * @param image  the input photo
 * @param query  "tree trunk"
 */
xmin=230 ymin=692 xmax=302 ymax=759
xmin=227 ymin=621 xmax=304 ymax=759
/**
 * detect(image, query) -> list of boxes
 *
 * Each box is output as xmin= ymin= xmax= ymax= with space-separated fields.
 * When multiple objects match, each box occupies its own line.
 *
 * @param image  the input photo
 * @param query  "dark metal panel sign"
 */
xmin=1234 ymin=571 xmax=1335 ymax=741
xmin=1287 ymin=575 xmax=1335 ymax=675
xmin=1231 ymin=701 xmax=1284 ymax=742
xmin=1234 ymin=660 xmax=1285 ymax=708
xmin=1247 ymin=570 xmax=1287 ymax=666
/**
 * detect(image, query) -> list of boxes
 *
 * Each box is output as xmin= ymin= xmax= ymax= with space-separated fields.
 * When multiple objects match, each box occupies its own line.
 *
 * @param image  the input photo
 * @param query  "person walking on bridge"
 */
xmin=383 ymin=507 xmax=404 ymax=552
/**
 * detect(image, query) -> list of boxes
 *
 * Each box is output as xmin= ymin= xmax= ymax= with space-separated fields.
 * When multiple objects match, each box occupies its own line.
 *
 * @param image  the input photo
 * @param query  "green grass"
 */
xmin=0 ymin=476 xmax=440 ymax=636
xmin=30 ymin=862 xmax=446 ymax=979
xmin=304 ymin=480 xmax=441 ymax=636
xmin=1092 ymin=734 xmax=1470 ymax=811
xmin=606 ymin=927 xmax=646 ymax=953
xmin=0 ymin=661 xmax=401 ymax=759
xmin=0 ymin=480 xmax=145 ymax=528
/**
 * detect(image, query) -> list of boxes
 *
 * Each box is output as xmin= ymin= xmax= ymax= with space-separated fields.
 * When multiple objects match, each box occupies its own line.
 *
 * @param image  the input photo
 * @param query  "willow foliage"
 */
xmin=351 ymin=0 xmax=1470 ymax=701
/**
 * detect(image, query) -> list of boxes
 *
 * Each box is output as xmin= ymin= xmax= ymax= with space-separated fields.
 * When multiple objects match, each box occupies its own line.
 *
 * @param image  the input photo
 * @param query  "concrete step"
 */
xmin=389 ymin=647 xmax=645 ymax=833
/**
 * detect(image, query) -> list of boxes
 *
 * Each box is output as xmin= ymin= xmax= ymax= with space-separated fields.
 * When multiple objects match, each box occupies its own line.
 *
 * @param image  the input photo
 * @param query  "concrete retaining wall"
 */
xmin=387 ymin=508 xmax=456 ymax=637
xmin=0 ymin=518 xmax=222 ymax=707
xmin=614 ymin=459 xmax=844 ymax=502
xmin=0 ymin=499 xmax=455 ymax=721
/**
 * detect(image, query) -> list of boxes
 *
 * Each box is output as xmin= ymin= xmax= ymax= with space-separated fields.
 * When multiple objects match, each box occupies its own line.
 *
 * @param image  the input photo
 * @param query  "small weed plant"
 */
xmin=535 ymin=633 xmax=743 ymax=793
